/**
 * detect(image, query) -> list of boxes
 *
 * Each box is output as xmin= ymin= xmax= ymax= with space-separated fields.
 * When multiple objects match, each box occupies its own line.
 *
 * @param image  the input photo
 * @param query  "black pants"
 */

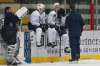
xmin=69 ymin=36 xmax=80 ymax=60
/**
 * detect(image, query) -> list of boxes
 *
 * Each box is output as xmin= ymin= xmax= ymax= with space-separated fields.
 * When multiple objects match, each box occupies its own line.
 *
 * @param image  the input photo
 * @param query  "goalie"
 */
xmin=1 ymin=6 xmax=28 ymax=65
xmin=1 ymin=6 xmax=20 ymax=65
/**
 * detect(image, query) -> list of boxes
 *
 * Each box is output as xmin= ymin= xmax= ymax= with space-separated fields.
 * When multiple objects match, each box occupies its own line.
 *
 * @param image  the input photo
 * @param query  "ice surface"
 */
xmin=17 ymin=60 xmax=100 ymax=66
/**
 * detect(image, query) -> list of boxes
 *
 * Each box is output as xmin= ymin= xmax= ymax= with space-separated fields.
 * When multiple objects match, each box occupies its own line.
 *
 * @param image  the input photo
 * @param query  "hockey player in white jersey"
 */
xmin=47 ymin=3 xmax=62 ymax=48
xmin=30 ymin=3 xmax=46 ymax=47
xmin=47 ymin=2 xmax=67 ymax=49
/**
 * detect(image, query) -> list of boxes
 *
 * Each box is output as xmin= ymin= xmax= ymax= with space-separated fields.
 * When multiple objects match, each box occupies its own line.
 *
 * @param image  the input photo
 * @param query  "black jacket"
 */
xmin=65 ymin=11 xmax=84 ymax=37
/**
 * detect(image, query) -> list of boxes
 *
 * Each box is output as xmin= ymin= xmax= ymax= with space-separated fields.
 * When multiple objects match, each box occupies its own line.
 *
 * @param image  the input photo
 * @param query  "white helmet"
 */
xmin=53 ymin=2 xmax=60 ymax=9
xmin=36 ymin=3 xmax=45 ymax=10
xmin=54 ymin=2 xmax=60 ymax=7
xmin=53 ymin=2 xmax=60 ymax=11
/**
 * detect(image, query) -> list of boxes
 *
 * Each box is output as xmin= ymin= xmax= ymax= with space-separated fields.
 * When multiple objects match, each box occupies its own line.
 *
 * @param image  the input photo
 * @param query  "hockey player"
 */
xmin=1 ymin=6 xmax=20 ymax=65
xmin=56 ymin=8 xmax=66 ymax=37
xmin=30 ymin=3 xmax=46 ymax=47
xmin=47 ymin=3 xmax=66 ymax=48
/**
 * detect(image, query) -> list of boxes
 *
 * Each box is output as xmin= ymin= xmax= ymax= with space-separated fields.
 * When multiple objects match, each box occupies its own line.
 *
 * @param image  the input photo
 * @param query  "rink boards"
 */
xmin=0 ymin=31 xmax=100 ymax=64
xmin=17 ymin=31 xmax=100 ymax=63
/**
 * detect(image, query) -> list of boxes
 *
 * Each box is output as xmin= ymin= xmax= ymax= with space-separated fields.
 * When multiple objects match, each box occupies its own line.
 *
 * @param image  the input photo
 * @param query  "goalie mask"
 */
xmin=16 ymin=7 xmax=28 ymax=19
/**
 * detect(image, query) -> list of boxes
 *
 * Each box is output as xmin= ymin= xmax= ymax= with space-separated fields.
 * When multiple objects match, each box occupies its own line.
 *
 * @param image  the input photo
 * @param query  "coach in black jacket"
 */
xmin=65 ymin=4 xmax=84 ymax=62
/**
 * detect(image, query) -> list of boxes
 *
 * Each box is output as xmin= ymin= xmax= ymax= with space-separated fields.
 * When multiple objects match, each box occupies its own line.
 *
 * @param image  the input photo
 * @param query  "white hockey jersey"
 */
xmin=48 ymin=11 xmax=57 ymax=25
xmin=30 ymin=10 xmax=46 ymax=26
xmin=48 ymin=10 xmax=66 ymax=26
